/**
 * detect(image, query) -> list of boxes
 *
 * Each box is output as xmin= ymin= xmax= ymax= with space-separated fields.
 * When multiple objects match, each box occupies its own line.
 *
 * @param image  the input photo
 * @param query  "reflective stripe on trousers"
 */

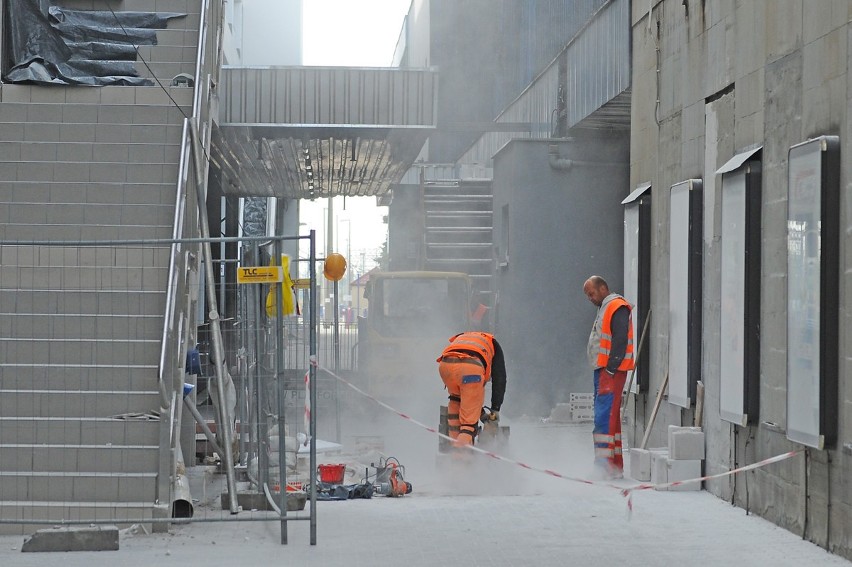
xmin=439 ymin=360 xmax=486 ymax=447
xmin=593 ymin=369 xmax=627 ymax=470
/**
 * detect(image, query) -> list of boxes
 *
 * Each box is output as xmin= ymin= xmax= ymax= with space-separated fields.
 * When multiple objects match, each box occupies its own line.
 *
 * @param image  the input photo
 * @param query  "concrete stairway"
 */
xmin=0 ymin=0 xmax=202 ymax=535
xmin=422 ymin=179 xmax=494 ymax=297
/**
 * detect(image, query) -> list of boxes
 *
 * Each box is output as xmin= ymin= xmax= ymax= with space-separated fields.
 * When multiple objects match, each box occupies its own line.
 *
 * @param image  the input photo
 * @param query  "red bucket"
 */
xmin=317 ymin=464 xmax=346 ymax=484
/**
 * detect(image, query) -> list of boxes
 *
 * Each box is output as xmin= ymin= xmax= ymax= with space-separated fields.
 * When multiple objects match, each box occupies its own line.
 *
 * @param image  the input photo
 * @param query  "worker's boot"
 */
xmin=453 ymin=423 xmax=478 ymax=448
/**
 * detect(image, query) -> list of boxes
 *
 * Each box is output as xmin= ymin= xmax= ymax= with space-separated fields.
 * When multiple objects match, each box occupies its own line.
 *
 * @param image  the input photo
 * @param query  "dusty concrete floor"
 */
xmin=0 ymin=420 xmax=847 ymax=566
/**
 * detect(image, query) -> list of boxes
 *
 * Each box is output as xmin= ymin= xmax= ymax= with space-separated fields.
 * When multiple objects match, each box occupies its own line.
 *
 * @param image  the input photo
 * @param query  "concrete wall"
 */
xmin=630 ymin=0 xmax=851 ymax=558
xmin=0 ymin=0 xmax=206 ymax=530
xmin=387 ymin=184 xmax=423 ymax=272
xmin=239 ymin=0 xmax=302 ymax=65
xmin=492 ymin=134 xmax=629 ymax=416
xmin=404 ymin=0 xmax=431 ymax=69
xmin=222 ymin=0 xmax=243 ymax=64
xmin=402 ymin=0 xmax=609 ymax=163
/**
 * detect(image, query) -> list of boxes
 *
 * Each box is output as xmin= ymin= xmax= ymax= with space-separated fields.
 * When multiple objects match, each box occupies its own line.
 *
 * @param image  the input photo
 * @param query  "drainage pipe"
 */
xmin=548 ymin=143 xmax=574 ymax=170
xmin=172 ymin=438 xmax=194 ymax=518
xmin=548 ymin=143 xmax=628 ymax=170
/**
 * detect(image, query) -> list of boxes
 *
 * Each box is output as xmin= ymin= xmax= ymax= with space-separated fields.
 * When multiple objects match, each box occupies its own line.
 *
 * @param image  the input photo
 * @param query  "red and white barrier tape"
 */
xmin=312 ymin=363 xmax=802 ymax=514
xmin=620 ymin=450 xmax=801 ymax=514
xmin=317 ymin=365 xmax=607 ymax=489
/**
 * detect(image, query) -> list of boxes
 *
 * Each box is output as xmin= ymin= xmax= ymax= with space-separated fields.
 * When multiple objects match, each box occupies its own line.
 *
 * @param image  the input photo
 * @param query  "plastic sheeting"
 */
xmin=242 ymin=197 xmax=268 ymax=237
xmin=3 ymin=0 xmax=185 ymax=86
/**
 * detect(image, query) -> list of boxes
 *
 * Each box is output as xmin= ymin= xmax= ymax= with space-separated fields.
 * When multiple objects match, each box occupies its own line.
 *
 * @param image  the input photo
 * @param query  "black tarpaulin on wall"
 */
xmin=3 ymin=0 xmax=185 ymax=85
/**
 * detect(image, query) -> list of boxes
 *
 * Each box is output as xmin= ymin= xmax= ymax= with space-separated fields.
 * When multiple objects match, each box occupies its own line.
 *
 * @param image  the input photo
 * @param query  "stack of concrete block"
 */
xmin=628 ymin=426 xmax=705 ymax=491
xmin=660 ymin=425 xmax=704 ymax=491
xmin=568 ymin=393 xmax=594 ymax=422
xmin=628 ymin=446 xmax=667 ymax=482
xmin=546 ymin=393 xmax=595 ymax=423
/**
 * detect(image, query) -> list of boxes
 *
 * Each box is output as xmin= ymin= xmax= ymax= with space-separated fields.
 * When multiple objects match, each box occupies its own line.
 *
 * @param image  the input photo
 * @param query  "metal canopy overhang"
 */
xmin=211 ymin=66 xmax=438 ymax=200
xmin=622 ymin=182 xmax=651 ymax=205
xmin=716 ymin=144 xmax=763 ymax=175
xmin=573 ymin=90 xmax=632 ymax=131
xmin=211 ymin=124 xmax=431 ymax=200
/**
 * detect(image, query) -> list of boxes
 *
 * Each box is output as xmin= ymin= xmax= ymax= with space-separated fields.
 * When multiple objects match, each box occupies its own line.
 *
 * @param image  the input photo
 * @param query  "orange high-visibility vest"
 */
xmin=596 ymin=298 xmax=634 ymax=371
xmin=441 ymin=332 xmax=495 ymax=380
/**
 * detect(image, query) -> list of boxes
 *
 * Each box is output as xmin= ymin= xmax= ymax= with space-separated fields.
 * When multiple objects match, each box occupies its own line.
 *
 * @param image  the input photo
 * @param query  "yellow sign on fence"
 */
xmin=293 ymin=278 xmax=311 ymax=289
xmin=237 ymin=266 xmax=283 ymax=284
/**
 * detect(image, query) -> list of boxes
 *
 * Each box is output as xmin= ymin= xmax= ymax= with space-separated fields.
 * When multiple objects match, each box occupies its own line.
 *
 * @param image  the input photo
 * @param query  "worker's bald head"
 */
xmin=583 ymin=275 xmax=609 ymax=307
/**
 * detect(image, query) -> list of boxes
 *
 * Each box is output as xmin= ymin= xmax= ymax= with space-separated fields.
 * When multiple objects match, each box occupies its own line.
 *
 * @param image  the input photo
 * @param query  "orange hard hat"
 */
xmin=323 ymin=253 xmax=347 ymax=281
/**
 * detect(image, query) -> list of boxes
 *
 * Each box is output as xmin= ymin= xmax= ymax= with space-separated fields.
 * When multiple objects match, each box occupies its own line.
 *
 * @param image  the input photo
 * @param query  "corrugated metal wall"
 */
xmin=507 ymin=0 xmax=609 ymax=101
xmin=219 ymin=66 xmax=438 ymax=127
xmin=563 ymin=0 xmax=630 ymax=128
xmin=458 ymin=63 xmax=558 ymax=169
xmin=457 ymin=0 xmax=630 ymax=171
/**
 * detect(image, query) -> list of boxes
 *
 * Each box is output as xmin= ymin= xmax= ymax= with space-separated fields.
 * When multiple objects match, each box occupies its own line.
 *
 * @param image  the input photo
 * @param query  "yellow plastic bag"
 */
xmin=265 ymin=254 xmax=298 ymax=317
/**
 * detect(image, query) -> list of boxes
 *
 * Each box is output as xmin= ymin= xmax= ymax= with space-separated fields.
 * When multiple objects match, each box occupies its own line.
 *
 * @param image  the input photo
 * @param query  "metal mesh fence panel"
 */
xmin=0 ymin=235 xmax=321 ymax=541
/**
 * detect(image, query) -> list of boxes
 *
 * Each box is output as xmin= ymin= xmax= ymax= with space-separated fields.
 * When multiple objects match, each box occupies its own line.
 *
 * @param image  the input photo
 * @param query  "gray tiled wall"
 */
xmin=0 ymin=0 xmax=203 ymax=524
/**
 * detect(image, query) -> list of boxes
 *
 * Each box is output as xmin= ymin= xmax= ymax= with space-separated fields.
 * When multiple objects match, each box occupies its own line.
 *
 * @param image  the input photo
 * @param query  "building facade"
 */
xmin=389 ymin=0 xmax=632 ymax=415
xmin=629 ymin=0 xmax=851 ymax=558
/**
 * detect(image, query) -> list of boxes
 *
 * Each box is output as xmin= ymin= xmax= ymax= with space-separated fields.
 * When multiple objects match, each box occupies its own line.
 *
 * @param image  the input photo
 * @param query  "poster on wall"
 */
xmin=786 ymin=136 xmax=839 ymax=450
xmin=622 ymin=184 xmax=651 ymax=393
xmin=668 ymin=179 xmax=703 ymax=409
xmin=720 ymin=170 xmax=748 ymax=424
xmin=718 ymin=148 xmax=762 ymax=427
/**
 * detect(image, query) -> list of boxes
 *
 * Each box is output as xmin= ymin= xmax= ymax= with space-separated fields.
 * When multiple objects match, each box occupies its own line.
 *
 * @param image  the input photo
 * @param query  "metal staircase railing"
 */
xmin=158 ymin=0 xmax=229 ymax=518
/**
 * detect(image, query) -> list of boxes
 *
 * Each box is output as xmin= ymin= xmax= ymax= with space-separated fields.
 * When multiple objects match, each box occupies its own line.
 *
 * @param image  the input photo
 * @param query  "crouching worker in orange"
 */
xmin=437 ymin=332 xmax=507 ymax=448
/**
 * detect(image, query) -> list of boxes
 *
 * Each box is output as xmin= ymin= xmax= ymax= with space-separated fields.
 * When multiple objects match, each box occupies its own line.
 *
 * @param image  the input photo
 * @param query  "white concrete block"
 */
xmin=664 ymin=458 xmax=702 ymax=491
xmin=670 ymin=428 xmax=706 ymax=460
xmin=570 ymin=410 xmax=594 ymax=423
xmin=628 ymin=448 xmax=651 ymax=481
xmin=551 ymin=400 xmax=595 ymax=423
xmin=649 ymin=448 xmax=669 ymax=486
xmin=569 ymin=400 xmax=594 ymax=422
xmin=569 ymin=392 xmax=594 ymax=403
xmin=667 ymin=425 xmax=702 ymax=450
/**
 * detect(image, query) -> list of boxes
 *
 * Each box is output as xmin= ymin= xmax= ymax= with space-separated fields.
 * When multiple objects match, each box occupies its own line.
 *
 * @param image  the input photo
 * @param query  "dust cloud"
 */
xmin=313 ymin=361 xmax=597 ymax=499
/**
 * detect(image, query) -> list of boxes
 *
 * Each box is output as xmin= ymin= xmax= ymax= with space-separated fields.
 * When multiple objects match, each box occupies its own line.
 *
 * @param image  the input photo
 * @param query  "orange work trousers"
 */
xmin=438 ymin=359 xmax=488 ymax=447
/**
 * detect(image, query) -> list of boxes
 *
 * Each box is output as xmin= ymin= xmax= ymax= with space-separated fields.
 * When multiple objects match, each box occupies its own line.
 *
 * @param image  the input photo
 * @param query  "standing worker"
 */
xmin=583 ymin=275 xmax=633 ymax=479
xmin=437 ymin=332 xmax=507 ymax=447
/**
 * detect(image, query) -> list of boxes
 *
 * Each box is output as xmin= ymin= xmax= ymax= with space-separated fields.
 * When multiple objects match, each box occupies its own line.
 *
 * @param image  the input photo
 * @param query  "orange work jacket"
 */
xmin=595 ymin=298 xmax=634 ymax=371
xmin=440 ymin=332 xmax=495 ymax=379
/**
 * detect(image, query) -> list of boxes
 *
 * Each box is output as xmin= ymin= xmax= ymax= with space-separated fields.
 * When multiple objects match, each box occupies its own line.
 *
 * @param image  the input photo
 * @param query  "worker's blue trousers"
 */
xmin=593 ymin=368 xmax=627 ymax=474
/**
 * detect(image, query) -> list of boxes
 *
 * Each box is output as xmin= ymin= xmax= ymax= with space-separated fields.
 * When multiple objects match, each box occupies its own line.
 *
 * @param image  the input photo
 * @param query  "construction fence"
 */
xmin=0 ymin=234 xmax=339 ymax=544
